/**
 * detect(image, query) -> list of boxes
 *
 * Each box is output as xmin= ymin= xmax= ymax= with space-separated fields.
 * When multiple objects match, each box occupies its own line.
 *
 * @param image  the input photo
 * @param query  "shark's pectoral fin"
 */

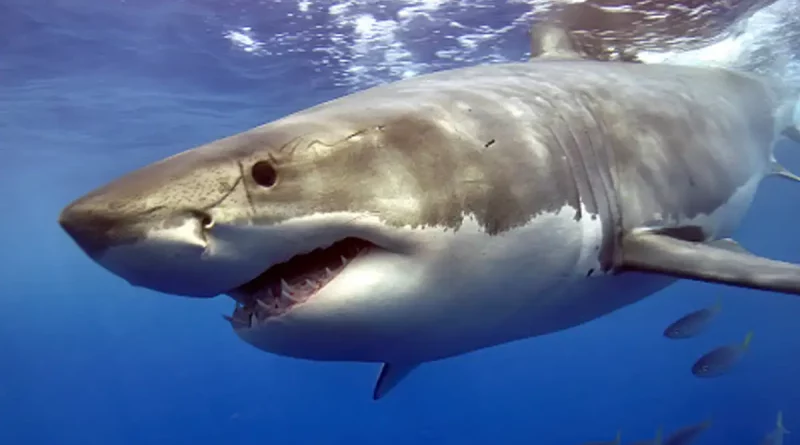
xmin=372 ymin=363 xmax=418 ymax=400
xmin=617 ymin=231 xmax=800 ymax=296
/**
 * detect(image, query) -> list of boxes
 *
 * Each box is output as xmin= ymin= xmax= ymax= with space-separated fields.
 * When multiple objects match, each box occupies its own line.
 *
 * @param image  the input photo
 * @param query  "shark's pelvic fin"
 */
xmin=617 ymin=231 xmax=800 ymax=296
xmin=770 ymin=159 xmax=800 ymax=183
xmin=373 ymin=363 xmax=418 ymax=400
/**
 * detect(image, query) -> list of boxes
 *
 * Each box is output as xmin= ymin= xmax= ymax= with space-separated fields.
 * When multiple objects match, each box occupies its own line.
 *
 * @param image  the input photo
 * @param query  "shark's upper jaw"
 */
xmin=224 ymin=236 xmax=380 ymax=328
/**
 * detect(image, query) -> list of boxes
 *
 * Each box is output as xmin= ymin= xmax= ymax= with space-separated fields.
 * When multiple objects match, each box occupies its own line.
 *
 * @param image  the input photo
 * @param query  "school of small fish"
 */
xmin=661 ymin=296 xmax=754 ymax=378
xmin=581 ymin=298 xmax=789 ymax=444
xmin=582 ymin=411 xmax=788 ymax=444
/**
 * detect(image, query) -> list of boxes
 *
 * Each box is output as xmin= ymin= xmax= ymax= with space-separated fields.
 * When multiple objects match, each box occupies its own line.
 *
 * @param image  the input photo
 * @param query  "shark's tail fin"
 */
xmin=756 ymin=9 xmax=800 ymax=147
xmin=722 ymin=3 xmax=800 ymax=149
xmin=765 ymin=41 xmax=800 ymax=148
xmin=770 ymin=75 xmax=800 ymax=183
xmin=769 ymin=97 xmax=800 ymax=182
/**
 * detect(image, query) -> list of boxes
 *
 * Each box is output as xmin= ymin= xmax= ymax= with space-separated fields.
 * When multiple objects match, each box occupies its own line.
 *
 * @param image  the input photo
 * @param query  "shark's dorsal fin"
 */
xmin=529 ymin=23 xmax=583 ymax=61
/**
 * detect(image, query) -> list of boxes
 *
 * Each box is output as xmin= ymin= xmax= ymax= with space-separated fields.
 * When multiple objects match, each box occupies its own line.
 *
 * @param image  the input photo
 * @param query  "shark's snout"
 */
xmin=57 ymin=193 xmax=228 ymax=296
xmin=59 ymin=194 xmax=213 ymax=256
xmin=58 ymin=201 xmax=124 ymax=259
xmin=55 ymin=148 xmax=257 ymax=297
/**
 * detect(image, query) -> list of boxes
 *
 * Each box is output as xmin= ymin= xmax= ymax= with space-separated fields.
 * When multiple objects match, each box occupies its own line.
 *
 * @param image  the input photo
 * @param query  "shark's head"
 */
xmin=59 ymin=116 xmax=422 ymax=298
xmin=57 ymin=99 xmax=550 ymax=362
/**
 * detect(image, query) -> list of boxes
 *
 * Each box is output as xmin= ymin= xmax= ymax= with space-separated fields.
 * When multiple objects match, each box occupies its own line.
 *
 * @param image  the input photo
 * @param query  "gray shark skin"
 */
xmin=58 ymin=27 xmax=800 ymax=399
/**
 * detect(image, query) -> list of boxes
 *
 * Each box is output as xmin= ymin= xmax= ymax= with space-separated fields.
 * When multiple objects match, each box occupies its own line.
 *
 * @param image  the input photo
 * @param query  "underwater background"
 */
xmin=4 ymin=0 xmax=800 ymax=443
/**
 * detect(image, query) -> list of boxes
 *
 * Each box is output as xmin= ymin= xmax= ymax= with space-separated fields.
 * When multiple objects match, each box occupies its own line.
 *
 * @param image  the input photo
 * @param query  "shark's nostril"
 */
xmin=203 ymin=216 xmax=214 ymax=229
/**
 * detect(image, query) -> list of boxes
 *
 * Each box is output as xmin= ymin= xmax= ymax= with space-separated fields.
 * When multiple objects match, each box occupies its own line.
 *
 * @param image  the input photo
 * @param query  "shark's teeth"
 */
xmin=256 ymin=299 xmax=271 ymax=311
xmin=227 ymin=238 xmax=375 ymax=327
xmin=281 ymin=289 xmax=299 ymax=302
xmin=280 ymin=280 xmax=301 ymax=302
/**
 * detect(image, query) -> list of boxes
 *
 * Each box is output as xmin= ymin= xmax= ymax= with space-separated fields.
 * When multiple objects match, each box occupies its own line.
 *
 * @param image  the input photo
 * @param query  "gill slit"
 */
xmin=551 ymin=101 xmax=600 ymax=276
xmin=576 ymin=91 xmax=623 ymax=271
xmin=546 ymin=117 xmax=584 ymax=220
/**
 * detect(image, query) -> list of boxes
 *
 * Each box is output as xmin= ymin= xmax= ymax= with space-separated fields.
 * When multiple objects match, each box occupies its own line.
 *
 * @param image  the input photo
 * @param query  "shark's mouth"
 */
xmin=224 ymin=237 xmax=374 ymax=328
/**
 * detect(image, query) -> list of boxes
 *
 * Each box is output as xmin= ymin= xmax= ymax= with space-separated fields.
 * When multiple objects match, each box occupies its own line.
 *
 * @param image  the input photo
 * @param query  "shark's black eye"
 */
xmin=251 ymin=161 xmax=277 ymax=187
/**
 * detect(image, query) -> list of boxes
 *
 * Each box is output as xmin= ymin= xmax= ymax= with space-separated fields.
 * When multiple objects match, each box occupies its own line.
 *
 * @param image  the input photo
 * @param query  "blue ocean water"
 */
xmin=3 ymin=0 xmax=800 ymax=444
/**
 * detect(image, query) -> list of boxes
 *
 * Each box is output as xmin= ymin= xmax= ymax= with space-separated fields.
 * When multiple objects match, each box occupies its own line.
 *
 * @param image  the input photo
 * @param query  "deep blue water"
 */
xmin=4 ymin=0 xmax=800 ymax=444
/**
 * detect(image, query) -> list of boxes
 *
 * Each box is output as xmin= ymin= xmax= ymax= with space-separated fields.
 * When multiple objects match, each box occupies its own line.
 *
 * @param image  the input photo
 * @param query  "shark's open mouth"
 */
xmin=225 ymin=237 xmax=374 ymax=328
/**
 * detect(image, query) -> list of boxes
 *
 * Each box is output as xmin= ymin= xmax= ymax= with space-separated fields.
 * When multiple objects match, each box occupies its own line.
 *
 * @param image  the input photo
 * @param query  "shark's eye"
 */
xmin=251 ymin=161 xmax=277 ymax=187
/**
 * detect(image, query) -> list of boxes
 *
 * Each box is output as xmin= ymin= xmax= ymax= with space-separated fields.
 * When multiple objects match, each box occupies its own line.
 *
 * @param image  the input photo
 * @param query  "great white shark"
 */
xmin=58 ymin=24 xmax=800 ymax=400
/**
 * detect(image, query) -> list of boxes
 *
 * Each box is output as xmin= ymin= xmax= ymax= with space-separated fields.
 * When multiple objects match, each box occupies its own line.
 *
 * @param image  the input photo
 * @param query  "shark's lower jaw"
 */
xmin=225 ymin=237 xmax=375 ymax=328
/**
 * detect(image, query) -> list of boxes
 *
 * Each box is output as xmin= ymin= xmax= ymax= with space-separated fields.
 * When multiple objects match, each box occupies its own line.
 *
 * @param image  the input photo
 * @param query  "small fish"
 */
xmin=631 ymin=426 xmax=663 ymax=445
xmin=664 ymin=298 xmax=722 ymax=339
xmin=692 ymin=331 xmax=753 ymax=378
xmin=582 ymin=429 xmax=621 ymax=445
xmin=663 ymin=419 xmax=712 ymax=445
xmin=760 ymin=410 xmax=790 ymax=445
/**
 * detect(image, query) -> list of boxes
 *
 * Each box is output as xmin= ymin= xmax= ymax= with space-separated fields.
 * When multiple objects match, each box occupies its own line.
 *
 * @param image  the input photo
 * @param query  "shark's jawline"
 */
xmin=226 ymin=237 xmax=377 ymax=325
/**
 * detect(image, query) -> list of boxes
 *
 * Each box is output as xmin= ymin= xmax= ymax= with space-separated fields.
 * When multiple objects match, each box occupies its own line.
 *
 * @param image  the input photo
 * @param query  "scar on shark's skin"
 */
xmin=59 ymin=19 xmax=800 ymax=400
